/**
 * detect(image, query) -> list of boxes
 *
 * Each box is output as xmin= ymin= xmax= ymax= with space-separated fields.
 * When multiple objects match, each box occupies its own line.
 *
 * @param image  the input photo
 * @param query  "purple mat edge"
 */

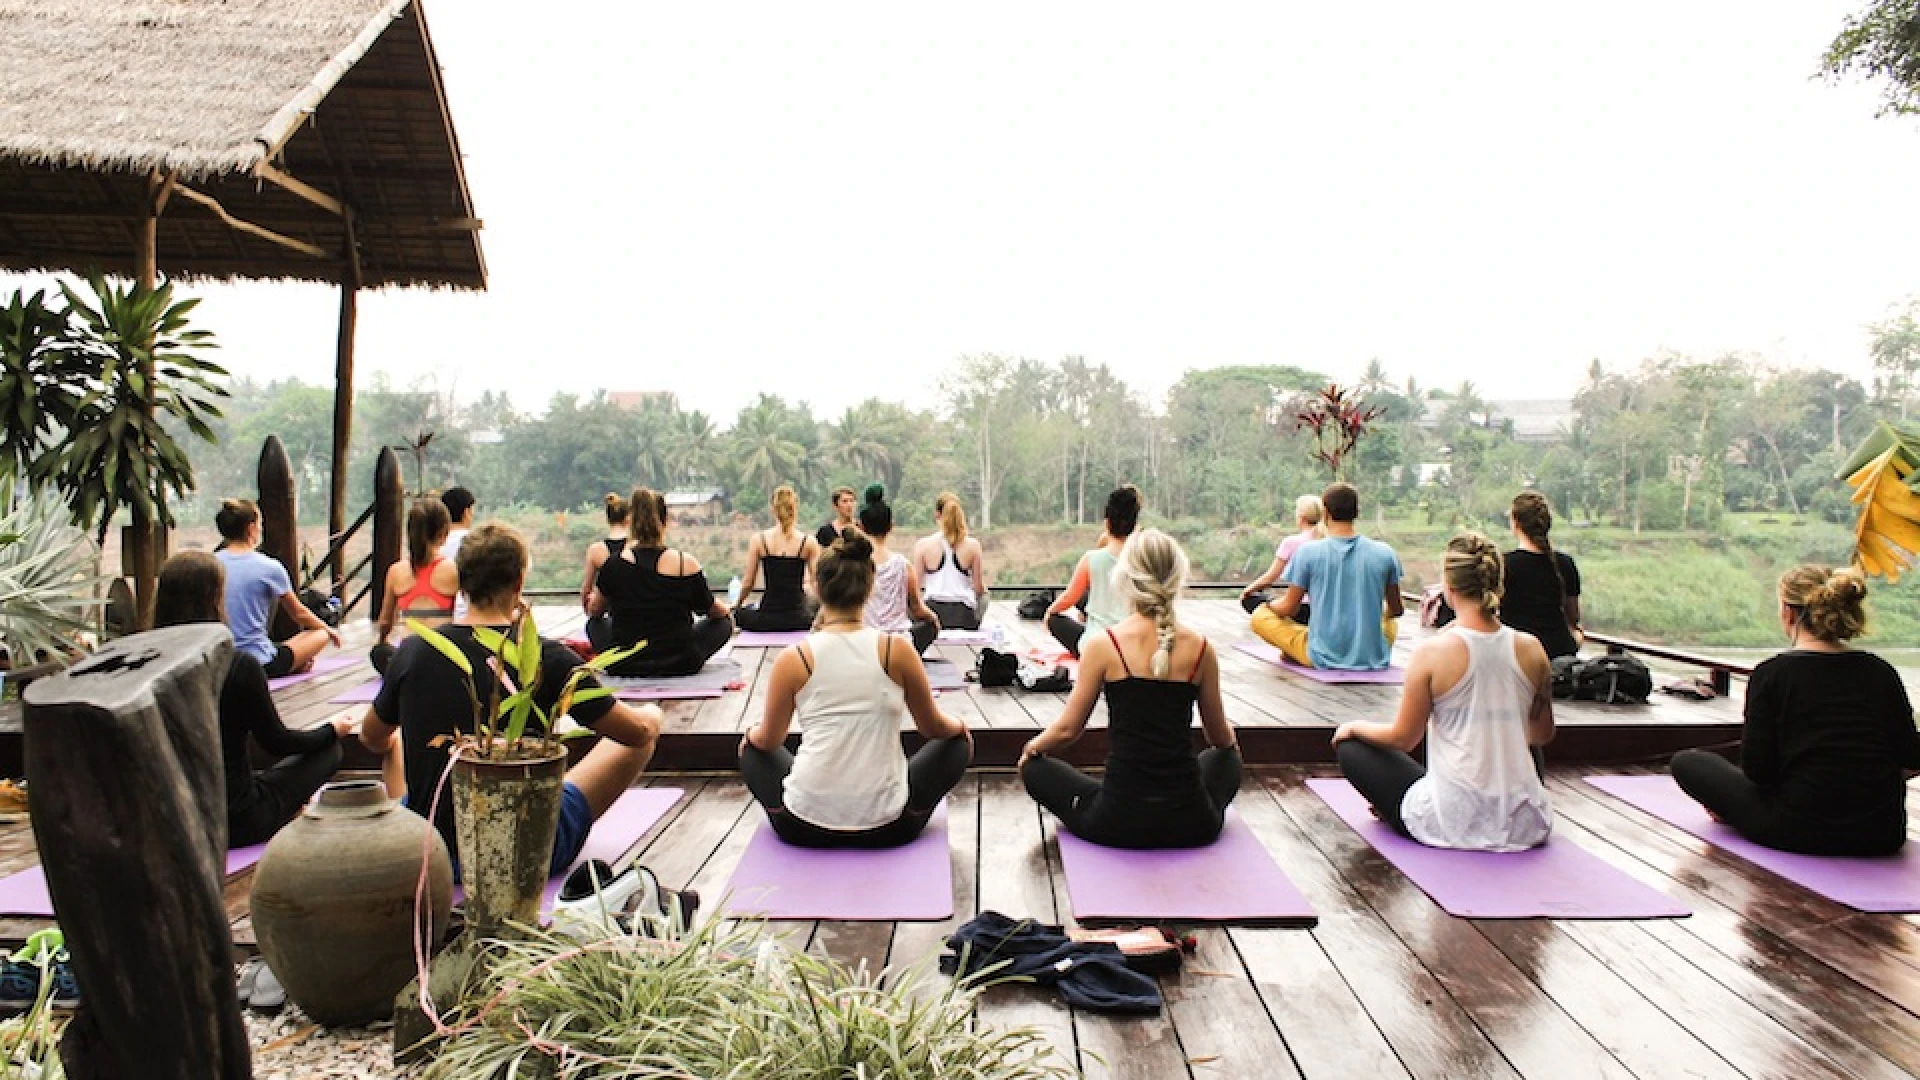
xmin=1053 ymin=810 xmax=1317 ymax=926
xmin=733 ymin=631 xmax=810 ymax=647
xmin=1308 ymin=777 xmax=1689 ymax=919
xmin=721 ymin=804 xmax=954 ymax=921
xmin=0 ymin=843 xmax=268 ymax=918
xmin=1231 ymin=640 xmax=1404 ymax=683
xmin=446 ymin=786 xmax=686 ymax=909
xmin=265 ymin=653 xmax=360 ymax=691
xmin=1584 ymin=775 xmax=1920 ymax=913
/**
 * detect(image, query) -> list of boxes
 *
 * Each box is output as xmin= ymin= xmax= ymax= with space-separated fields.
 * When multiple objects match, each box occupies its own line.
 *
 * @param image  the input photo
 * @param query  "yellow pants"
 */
xmin=1250 ymin=606 xmax=1397 ymax=668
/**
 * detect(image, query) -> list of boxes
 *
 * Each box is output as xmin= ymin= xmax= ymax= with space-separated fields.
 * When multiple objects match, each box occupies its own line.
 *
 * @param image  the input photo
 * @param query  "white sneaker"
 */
xmin=550 ymin=859 xmax=655 ymax=939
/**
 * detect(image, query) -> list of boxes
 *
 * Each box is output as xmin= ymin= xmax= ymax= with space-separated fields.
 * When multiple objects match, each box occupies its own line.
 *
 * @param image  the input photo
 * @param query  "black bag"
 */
xmin=1016 ymin=590 xmax=1055 ymax=621
xmin=298 ymin=586 xmax=341 ymax=627
xmin=1565 ymin=652 xmax=1652 ymax=705
xmin=977 ymin=648 xmax=1019 ymax=688
xmin=1550 ymin=655 xmax=1581 ymax=700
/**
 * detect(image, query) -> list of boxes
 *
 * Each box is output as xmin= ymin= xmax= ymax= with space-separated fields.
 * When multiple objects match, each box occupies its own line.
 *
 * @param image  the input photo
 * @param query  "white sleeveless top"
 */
xmin=864 ymin=553 xmax=913 ymax=633
xmin=1399 ymin=625 xmax=1552 ymax=852
xmin=784 ymin=629 xmax=910 ymax=830
xmin=923 ymin=539 xmax=976 ymax=608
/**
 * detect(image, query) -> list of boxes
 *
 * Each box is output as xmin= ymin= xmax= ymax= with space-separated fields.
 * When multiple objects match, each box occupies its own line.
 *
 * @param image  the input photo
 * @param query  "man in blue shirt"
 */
xmin=1250 ymin=483 xmax=1403 ymax=670
xmin=214 ymin=499 xmax=339 ymax=677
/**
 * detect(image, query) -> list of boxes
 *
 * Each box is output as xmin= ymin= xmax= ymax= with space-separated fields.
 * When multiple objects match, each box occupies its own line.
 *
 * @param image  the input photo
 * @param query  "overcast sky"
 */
xmin=13 ymin=2 xmax=1920 ymax=423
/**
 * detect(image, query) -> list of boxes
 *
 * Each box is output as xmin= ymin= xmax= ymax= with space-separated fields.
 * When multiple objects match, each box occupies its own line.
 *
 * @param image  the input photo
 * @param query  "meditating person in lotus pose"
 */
xmin=1020 ymin=529 xmax=1241 ymax=849
xmin=739 ymin=530 xmax=973 ymax=848
xmin=156 ymin=551 xmax=390 ymax=847
xmin=1239 ymin=494 xmax=1326 ymax=618
xmin=1250 ymin=482 xmax=1403 ymax=671
xmin=580 ymin=492 xmax=631 ymax=651
xmin=1332 ymin=532 xmax=1555 ymax=851
xmin=213 ymin=499 xmax=339 ymax=677
xmin=361 ymin=524 xmax=664 ymax=873
xmin=915 ymin=492 xmax=989 ymax=632
xmin=1501 ymin=490 xmax=1582 ymax=659
xmin=591 ymin=488 xmax=734 ymax=676
xmin=1045 ymin=485 xmax=1141 ymax=658
xmin=857 ymin=485 xmax=941 ymax=655
xmin=1671 ymin=566 xmax=1920 ymax=856
xmin=734 ymin=485 xmax=820 ymax=633
xmin=370 ymin=497 xmax=459 ymax=674
xmin=815 ymin=486 xmax=858 ymax=550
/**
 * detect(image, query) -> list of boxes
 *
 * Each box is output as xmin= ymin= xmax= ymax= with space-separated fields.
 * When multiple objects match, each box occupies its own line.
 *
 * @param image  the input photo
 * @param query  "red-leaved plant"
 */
xmin=1293 ymin=384 xmax=1383 ymax=479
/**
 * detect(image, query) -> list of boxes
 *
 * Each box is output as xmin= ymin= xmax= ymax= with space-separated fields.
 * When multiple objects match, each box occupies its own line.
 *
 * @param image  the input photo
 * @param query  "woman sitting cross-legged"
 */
xmin=857 ymin=485 xmax=940 ymax=655
xmin=739 ymin=531 xmax=973 ymax=848
xmin=1044 ymin=484 xmax=1140 ymax=658
xmin=1332 ymin=531 xmax=1555 ymax=851
xmin=1238 ymin=493 xmax=1325 ymax=619
xmin=580 ymin=492 xmax=631 ymax=651
xmin=370 ymin=497 xmax=460 ymax=674
xmin=1019 ymin=529 xmax=1243 ymax=849
xmin=591 ymin=488 xmax=734 ymax=676
xmin=734 ymin=485 xmax=820 ymax=633
xmin=915 ymin=492 xmax=988 ymax=631
xmin=1671 ymin=566 xmax=1920 ymax=856
xmin=156 ymin=552 xmax=402 ymax=847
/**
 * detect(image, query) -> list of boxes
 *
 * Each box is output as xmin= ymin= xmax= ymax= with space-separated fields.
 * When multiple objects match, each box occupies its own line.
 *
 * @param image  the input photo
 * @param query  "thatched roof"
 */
xmin=0 ymin=0 xmax=485 ymax=289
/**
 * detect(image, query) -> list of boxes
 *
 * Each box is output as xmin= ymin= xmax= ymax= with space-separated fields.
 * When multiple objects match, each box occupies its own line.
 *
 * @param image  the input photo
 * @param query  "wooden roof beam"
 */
xmin=170 ymin=183 xmax=330 ymax=260
xmin=254 ymin=162 xmax=345 ymax=217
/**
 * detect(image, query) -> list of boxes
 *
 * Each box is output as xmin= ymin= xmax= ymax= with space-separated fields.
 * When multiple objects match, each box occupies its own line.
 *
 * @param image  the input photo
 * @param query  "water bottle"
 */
xmin=726 ymin=576 xmax=743 ymax=608
xmin=325 ymin=596 xmax=343 ymax=627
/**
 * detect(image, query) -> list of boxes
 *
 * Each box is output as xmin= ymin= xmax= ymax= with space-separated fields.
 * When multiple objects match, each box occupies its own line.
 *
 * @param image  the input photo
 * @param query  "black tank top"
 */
xmin=759 ymin=531 xmax=808 ymax=613
xmin=604 ymin=536 xmax=627 ymax=559
xmin=1099 ymin=629 xmax=1208 ymax=801
xmin=597 ymin=547 xmax=712 ymax=673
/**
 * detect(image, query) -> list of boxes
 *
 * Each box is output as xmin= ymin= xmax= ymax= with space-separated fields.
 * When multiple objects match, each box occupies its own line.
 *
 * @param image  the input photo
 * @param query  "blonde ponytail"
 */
xmin=771 ymin=485 xmax=798 ymax=531
xmin=1441 ymin=531 xmax=1503 ymax=614
xmin=1117 ymin=529 xmax=1190 ymax=678
xmin=937 ymin=492 xmax=967 ymax=548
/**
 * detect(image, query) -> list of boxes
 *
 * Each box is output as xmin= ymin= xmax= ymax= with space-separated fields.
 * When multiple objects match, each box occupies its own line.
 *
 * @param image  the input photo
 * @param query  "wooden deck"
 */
xmin=0 ymin=601 xmax=1916 ymax=1077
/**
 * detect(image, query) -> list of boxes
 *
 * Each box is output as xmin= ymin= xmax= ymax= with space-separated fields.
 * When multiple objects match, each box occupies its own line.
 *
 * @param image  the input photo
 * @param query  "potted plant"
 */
xmin=408 ymin=610 xmax=639 ymax=938
xmin=0 ymin=481 xmax=109 ymax=682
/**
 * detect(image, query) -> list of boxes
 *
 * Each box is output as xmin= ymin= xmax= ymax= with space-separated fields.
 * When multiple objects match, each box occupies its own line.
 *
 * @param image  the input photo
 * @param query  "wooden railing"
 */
xmin=258 ymin=436 xmax=403 ymax=626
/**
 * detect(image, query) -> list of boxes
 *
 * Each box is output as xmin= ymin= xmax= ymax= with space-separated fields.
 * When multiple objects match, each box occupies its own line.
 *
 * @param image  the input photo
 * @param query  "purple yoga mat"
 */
xmin=613 ymin=685 xmax=726 ymax=701
xmin=734 ymin=631 xmax=810 ymax=648
xmin=448 ymin=786 xmax=686 ymax=908
xmin=1232 ymin=641 xmax=1405 ymax=684
xmin=723 ymin=804 xmax=953 ymax=920
xmin=922 ymin=659 xmax=966 ymax=691
xmin=0 ymin=844 xmax=267 ymax=918
xmin=1586 ymin=774 xmax=1920 ymax=913
xmin=1309 ymin=778 xmax=1689 ymax=919
xmin=1054 ymin=810 xmax=1316 ymax=926
xmin=935 ymin=627 xmax=1001 ymax=646
xmin=266 ymin=653 xmax=360 ymax=692
xmin=330 ymin=679 xmax=382 ymax=704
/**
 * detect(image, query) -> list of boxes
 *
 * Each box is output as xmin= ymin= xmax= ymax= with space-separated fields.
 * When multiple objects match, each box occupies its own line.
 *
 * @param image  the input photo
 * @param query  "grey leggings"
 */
xmin=740 ymin=736 xmax=972 ymax=848
xmin=1337 ymin=739 xmax=1546 ymax=836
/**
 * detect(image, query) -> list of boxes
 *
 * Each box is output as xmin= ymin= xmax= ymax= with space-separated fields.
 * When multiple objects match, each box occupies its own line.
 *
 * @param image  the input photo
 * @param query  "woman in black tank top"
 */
xmin=737 ymin=489 xmax=821 ymax=632
xmin=590 ymin=489 xmax=733 ymax=675
xmin=582 ymin=493 xmax=633 ymax=651
xmin=1017 ymin=530 xmax=1242 ymax=848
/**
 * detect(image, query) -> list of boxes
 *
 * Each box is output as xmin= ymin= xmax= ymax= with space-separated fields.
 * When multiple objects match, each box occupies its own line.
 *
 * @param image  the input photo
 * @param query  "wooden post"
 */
xmin=258 ymin=435 xmax=300 ymax=639
xmin=127 ymin=172 xmax=170 ymax=630
xmin=370 ymin=446 xmax=404 ymax=622
xmin=23 ymin=626 xmax=251 ymax=1079
xmin=328 ymin=210 xmax=362 ymax=601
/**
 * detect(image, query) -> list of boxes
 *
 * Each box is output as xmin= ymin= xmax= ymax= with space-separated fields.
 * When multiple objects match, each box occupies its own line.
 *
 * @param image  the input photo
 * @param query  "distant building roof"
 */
xmin=1417 ymin=397 xmax=1572 ymax=443
xmin=664 ymin=489 xmax=725 ymax=507
xmin=608 ymin=391 xmax=676 ymax=411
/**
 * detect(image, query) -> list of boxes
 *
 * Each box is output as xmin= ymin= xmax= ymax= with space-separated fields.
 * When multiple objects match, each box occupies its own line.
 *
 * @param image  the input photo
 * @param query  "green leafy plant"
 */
xmin=417 ymin=915 xmax=1072 ymax=1079
xmin=0 ymin=481 xmax=108 ymax=667
xmin=407 ymin=608 xmax=642 ymax=761
xmin=1837 ymin=419 xmax=1920 ymax=581
xmin=0 ymin=290 xmax=80 ymax=494
xmin=47 ymin=272 xmax=227 ymax=540
xmin=0 ymin=929 xmax=71 ymax=1079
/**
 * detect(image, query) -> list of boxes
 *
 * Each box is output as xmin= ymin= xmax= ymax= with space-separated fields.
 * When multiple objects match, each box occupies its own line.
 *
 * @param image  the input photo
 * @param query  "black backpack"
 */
xmin=1557 ymin=652 xmax=1652 ymax=705
xmin=977 ymin=648 xmax=1020 ymax=688
xmin=1016 ymin=590 xmax=1055 ymax=621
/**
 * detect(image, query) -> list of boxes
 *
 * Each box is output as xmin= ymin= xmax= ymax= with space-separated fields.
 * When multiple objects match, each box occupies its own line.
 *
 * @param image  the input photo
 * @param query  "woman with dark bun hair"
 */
xmin=739 ymin=530 xmax=972 ymax=848
xmin=1044 ymin=485 xmax=1141 ymax=657
xmin=580 ymin=492 xmax=631 ymax=651
xmin=735 ymin=485 xmax=820 ymax=632
xmin=1502 ymin=490 xmax=1582 ymax=658
xmin=1333 ymin=532 xmax=1557 ymax=851
xmin=857 ymin=485 xmax=940 ymax=655
xmin=1672 ymin=566 xmax=1920 ymax=855
xmin=590 ymin=487 xmax=734 ymax=675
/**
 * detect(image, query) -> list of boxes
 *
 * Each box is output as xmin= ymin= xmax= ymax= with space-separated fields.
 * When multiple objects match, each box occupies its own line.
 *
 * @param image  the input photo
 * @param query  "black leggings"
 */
xmin=1047 ymin=614 xmax=1085 ymax=657
xmin=740 ymin=736 xmax=972 ymax=848
xmin=1240 ymin=592 xmax=1309 ymax=624
xmin=1337 ymin=739 xmax=1546 ymax=837
xmin=584 ymin=613 xmax=613 ymax=652
xmin=609 ymin=615 xmax=734 ymax=676
xmin=1021 ymin=747 xmax=1244 ymax=849
xmin=1669 ymin=749 xmax=1904 ymax=856
xmin=736 ymin=599 xmax=818 ymax=633
xmin=228 ymin=740 xmax=344 ymax=848
xmin=926 ymin=599 xmax=982 ymax=631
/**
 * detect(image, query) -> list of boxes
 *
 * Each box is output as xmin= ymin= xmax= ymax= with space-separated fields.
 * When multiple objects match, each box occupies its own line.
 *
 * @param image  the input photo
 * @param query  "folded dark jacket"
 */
xmin=940 ymin=910 xmax=1161 ymax=1015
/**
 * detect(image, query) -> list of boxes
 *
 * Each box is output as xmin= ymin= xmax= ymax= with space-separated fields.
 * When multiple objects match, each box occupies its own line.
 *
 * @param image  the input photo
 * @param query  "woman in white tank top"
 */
xmin=855 ymin=485 xmax=940 ymax=654
xmin=916 ymin=492 xmax=989 ymax=631
xmin=739 ymin=530 xmax=973 ymax=848
xmin=1332 ymin=531 xmax=1556 ymax=851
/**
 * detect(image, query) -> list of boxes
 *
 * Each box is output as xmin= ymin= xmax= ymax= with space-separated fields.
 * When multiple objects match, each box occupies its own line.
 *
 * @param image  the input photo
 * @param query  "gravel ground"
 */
xmin=243 ymin=999 xmax=414 ymax=1080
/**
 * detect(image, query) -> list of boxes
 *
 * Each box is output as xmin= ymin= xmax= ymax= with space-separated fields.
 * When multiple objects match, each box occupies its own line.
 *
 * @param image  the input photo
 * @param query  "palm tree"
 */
xmin=666 ymin=410 xmax=719 ymax=487
xmin=730 ymin=398 xmax=806 ymax=497
xmin=826 ymin=400 xmax=897 ymax=490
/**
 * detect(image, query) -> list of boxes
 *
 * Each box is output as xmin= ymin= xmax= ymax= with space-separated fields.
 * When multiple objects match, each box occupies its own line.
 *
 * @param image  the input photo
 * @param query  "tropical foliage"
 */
xmin=0 ymin=481 xmax=107 ymax=665
xmin=1837 ymin=420 xmax=1920 ymax=581
xmin=1823 ymin=0 xmax=1920 ymax=115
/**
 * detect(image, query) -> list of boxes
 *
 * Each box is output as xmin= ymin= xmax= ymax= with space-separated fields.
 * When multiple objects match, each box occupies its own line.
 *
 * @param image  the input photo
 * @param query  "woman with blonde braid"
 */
xmin=1333 ymin=532 xmax=1556 ymax=851
xmin=1502 ymin=490 xmax=1582 ymax=658
xmin=1671 ymin=567 xmax=1919 ymax=855
xmin=1019 ymin=529 xmax=1241 ymax=849
xmin=735 ymin=485 xmax=820 ymax=632
xmin=915 ymin=492 xmax=988 ymax=631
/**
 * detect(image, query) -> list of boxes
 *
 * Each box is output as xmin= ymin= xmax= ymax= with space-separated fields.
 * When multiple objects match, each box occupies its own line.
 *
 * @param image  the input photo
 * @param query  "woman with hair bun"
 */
xmin=915 ymin=492 xmax=988 ymax=631
xmin=1019 ymin=530 xmax=1242 ymax=849
xmin=1333 ymin=532 xmax=1556 ymax=851
xmin=740 ymin=530 xmax=972 ymax=848
xmin=857 ymin=485 xmax=940 ymax=654
xmin=1239 ymin=494 xmax=1326 ymax=617
xmin=1502 ymin=490 xmax=1582 ymax=658
xmin=735 ymin=485 xmax=820 ymax=632
xmin=1672 ymin=566 xmax=1920 ymax=855
xmin=1045 ymin=484 xmax=1141 ymax=657
xmin=580 ymin=492 xmax=631 ymax=651
xmin=590 ymin=487 xmax=734 ymax=675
